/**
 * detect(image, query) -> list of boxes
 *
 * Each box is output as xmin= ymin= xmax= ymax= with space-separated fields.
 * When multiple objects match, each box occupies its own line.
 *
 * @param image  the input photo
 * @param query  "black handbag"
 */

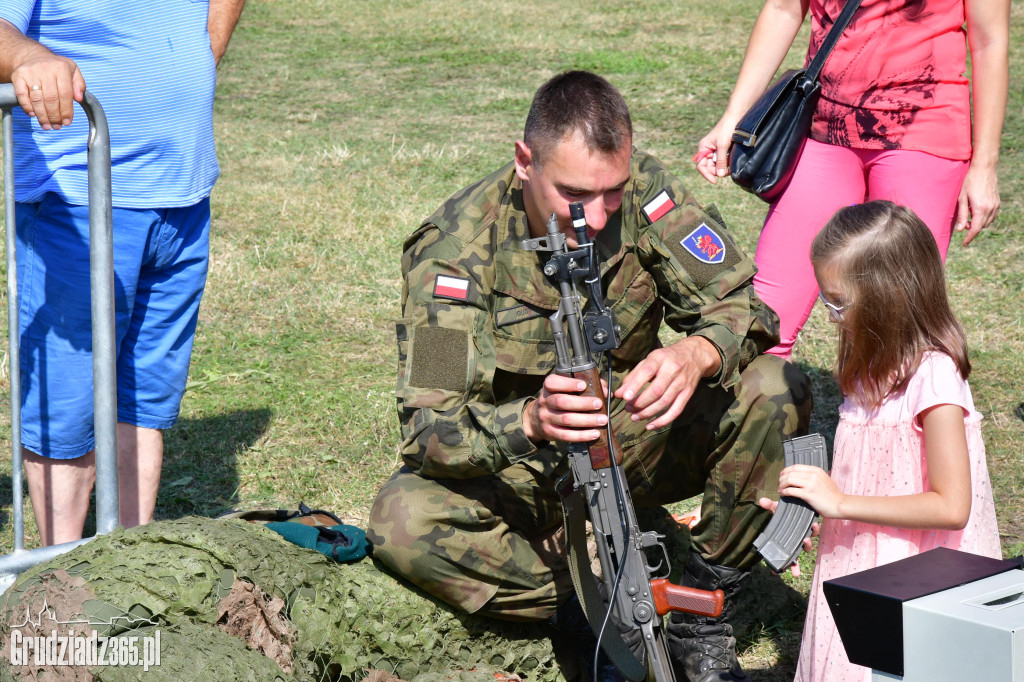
xmin=729 ymin=0 xmax=863 ymax=201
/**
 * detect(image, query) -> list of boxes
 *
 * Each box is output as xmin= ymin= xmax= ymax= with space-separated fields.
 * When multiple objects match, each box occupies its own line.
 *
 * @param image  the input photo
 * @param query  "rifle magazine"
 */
xmin=754 ymin=433 xmax=830 ymax=573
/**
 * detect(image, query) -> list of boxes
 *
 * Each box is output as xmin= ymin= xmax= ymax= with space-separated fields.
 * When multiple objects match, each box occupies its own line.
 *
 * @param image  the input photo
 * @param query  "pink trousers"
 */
xmin=753 ymin=139 xmax=969 ymax=358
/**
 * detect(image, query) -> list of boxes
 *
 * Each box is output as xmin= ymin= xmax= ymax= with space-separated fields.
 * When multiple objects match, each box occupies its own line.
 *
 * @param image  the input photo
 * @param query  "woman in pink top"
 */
xmin=759 ymin=201 xmax=1000 ymax=682
xmin=695 ymin=0 xmax=1009 ymax=358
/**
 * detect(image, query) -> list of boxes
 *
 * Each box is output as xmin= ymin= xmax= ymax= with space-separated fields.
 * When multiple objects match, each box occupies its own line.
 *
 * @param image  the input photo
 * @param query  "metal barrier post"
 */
xmin=0 ymin=84 xmax=119 ymax=581
xmin=82 ymin=90 xmax=119 ymax=535
xmin=2 ymin=97 xmax=23 ymax=555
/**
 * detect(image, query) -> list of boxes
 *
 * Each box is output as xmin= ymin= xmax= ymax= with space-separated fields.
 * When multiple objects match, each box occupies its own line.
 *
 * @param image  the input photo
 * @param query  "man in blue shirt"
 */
xmin=0 ymin=1 xmax=245 ymax=546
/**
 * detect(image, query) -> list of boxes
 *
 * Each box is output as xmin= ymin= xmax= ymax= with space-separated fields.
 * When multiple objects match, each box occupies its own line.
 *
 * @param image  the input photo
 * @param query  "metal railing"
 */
xmin=0 ymin=84 xmax=119 ymax=584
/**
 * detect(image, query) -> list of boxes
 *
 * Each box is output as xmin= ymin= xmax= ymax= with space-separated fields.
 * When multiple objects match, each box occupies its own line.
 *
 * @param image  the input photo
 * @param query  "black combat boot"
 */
xmin=549 ymin=595 xmax=626 ymax=682
xmin=665 ymin=552 xmax=751 ymax=682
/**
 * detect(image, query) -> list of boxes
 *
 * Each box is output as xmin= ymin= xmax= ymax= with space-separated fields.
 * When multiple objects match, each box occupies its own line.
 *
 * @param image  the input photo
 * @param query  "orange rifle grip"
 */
xmin=650 ymin=579 xmax=724 ymax=618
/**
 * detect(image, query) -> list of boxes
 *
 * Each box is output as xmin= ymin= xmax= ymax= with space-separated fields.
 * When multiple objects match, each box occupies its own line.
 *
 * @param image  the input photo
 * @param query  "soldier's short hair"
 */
xmin=524 ymin=71 xmax=632 ymax=167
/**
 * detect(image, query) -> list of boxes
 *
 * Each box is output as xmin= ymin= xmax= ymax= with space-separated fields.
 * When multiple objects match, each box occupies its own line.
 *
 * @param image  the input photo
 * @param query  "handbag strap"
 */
xmin=805 ymin=0 xmax=864 ymax=81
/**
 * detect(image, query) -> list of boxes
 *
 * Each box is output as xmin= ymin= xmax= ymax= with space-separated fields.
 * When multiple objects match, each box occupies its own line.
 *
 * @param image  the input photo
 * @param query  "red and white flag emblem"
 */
xmin=642 ymin=190 xmax=676 ymax=223
xmin=433 ymin=274 xmax=470 ymax=301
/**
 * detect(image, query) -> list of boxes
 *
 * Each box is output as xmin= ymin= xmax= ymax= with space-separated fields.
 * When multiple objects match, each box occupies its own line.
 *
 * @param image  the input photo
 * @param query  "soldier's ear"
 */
xmin=514 ymin=140 xmax=534 ymax=182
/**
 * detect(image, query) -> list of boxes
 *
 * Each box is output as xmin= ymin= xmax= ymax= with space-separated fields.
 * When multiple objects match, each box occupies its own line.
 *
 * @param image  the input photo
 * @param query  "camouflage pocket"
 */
xmin=607 ymin=267 xmax=659 ymax=365
xmin=493 ymin=329 xmax=556 ymax=376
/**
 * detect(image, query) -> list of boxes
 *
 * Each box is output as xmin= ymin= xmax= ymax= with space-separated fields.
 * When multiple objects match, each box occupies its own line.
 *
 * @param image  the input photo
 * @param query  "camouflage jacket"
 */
xmin=396 ymin=150 xmax=779 ymax=479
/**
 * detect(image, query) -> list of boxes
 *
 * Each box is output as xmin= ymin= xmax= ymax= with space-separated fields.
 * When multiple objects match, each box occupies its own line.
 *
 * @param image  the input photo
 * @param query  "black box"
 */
xmin=822 ymin=547 xmax=1022 ymax=676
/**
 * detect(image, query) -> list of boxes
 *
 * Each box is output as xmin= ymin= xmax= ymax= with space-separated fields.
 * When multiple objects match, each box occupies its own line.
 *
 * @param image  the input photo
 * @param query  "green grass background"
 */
xmin=2 ymin=0 xmax=1023 ymax=677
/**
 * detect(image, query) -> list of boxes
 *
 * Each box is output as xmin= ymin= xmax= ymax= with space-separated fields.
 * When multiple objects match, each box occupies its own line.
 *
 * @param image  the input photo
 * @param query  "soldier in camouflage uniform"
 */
xmin=368 ymin=71 xmax=812 ymax=682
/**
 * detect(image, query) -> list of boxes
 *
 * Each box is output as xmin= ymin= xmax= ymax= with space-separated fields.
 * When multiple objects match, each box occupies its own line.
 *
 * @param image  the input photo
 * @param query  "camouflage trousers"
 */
xmin=368 ymin=355 xmax=811 ymax=621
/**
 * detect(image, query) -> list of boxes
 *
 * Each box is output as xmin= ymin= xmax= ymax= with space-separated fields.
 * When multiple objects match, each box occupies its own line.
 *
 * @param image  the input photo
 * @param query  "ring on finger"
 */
xmin=30 ymin=85 xmax=41 ymax=91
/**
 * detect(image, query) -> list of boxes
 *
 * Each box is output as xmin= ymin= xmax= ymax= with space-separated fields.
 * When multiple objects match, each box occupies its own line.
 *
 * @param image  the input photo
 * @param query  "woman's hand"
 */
xmin=955 ymin=162 xmax=1000 ymax=246
xmin=692 ymin=0 xmax=809 ymax=184
xmin=694 ymin=115 xmax=741 ymax=184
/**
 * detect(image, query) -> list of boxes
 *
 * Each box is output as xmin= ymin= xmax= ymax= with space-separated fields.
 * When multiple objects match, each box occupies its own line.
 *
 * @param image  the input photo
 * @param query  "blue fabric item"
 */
xmin=0 ymin=0 xmax=219 ymax=207
xmin=16 ymin=196 xmax=211 ymax=458
xmin=264 ymin=523 xmax=370 ymax=563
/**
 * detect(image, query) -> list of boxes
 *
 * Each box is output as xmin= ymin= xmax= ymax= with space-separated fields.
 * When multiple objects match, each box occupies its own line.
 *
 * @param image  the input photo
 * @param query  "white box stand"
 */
xmin=871 ymin=569 xmax=1024 ymax=681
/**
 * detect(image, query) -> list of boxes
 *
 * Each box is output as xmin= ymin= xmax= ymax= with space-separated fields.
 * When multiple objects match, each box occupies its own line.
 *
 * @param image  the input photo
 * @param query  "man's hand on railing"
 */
xmin=0 ymin=18 xmax=84 ymax=130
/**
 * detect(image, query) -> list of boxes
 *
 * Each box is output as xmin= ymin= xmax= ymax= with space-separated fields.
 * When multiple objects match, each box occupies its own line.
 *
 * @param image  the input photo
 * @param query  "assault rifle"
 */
xmin=522 ymin=204 xmax=723 ymax=682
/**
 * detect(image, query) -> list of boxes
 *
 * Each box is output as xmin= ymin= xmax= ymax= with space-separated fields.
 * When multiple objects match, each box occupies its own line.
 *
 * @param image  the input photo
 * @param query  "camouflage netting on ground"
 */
xmin=0 ymin=517 xmax=563 ymax=682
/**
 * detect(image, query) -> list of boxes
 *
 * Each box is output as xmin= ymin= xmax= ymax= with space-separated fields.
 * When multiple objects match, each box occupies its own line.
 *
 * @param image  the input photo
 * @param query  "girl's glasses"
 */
xmin=818 ymin=291 xmax=846 ymax=321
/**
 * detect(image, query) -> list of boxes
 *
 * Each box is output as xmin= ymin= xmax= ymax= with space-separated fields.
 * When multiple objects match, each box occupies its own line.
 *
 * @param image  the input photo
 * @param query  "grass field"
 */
xmin=1 ymin=0 xmax=1022 ymax=678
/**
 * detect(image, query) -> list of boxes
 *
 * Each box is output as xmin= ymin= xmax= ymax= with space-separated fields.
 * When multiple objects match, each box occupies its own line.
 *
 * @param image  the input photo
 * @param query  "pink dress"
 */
xmin=794 ymin=352 xmax=1001 ymax=682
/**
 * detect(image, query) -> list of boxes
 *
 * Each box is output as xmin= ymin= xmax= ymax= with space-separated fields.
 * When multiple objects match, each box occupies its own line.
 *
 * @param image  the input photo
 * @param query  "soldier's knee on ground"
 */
xmin=365 ymin=470 xmax=446 ymax=576
xmin=367 ymin=469 xmax=511 ymax=616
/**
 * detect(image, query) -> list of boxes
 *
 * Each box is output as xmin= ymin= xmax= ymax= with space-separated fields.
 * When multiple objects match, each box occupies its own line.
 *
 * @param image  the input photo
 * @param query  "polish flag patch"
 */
xmin=642 ymin=190 xmax=676 ymax=223
xmin=433 ymin=274 xmax=470 ymax=301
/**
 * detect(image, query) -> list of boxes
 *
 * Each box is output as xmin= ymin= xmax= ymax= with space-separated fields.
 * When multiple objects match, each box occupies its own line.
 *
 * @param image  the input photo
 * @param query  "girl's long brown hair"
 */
xmin=810 ymin=201 xmax=970 ymax=409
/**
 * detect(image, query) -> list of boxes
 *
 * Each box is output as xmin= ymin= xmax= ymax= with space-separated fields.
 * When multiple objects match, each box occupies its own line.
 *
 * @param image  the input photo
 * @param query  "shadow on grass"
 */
xmin=156 ymin=407 xmax=273 ymax=521
xmin=0 ymin=475 xmax=12 ymax=544
xmin=0 ymin=408 xmax=270 ymax=546
xmin=797 ymin=362 xmax=842 ymax=457
xmin=734 ymin=564 xmax=809 ymax=680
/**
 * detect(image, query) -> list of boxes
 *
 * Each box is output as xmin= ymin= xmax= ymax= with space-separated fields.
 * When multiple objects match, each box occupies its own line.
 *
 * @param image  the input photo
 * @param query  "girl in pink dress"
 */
xmin=769 ymin=200 xmax=1001 ymax=682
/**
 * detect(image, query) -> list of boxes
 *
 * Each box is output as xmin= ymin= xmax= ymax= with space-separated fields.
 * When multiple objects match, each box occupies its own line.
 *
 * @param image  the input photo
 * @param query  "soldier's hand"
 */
xmin=11 ymin=51 xmax=85 ymax=130
xmin=523 ymin=374 xmax=610 ymax=444
xmin=614 ymin=336 xmax=721 ymax=431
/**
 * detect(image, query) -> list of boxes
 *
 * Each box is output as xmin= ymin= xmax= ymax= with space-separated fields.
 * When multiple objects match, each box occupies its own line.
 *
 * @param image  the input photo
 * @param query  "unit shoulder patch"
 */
xmin=680 ymin=223 xmax=727 ymax=264
xmin=662 ymin=209 xmax=743 ymax=290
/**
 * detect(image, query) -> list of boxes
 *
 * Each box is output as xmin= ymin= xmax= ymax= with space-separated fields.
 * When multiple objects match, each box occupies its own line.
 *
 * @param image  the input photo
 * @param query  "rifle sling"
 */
xmin=560 ymin=481 xmax=647 ymax=682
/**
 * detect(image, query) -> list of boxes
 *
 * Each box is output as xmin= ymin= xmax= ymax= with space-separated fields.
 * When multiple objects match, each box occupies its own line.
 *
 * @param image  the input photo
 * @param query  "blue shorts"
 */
xmin=16 ymin=194 xmax=210 ymax=459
